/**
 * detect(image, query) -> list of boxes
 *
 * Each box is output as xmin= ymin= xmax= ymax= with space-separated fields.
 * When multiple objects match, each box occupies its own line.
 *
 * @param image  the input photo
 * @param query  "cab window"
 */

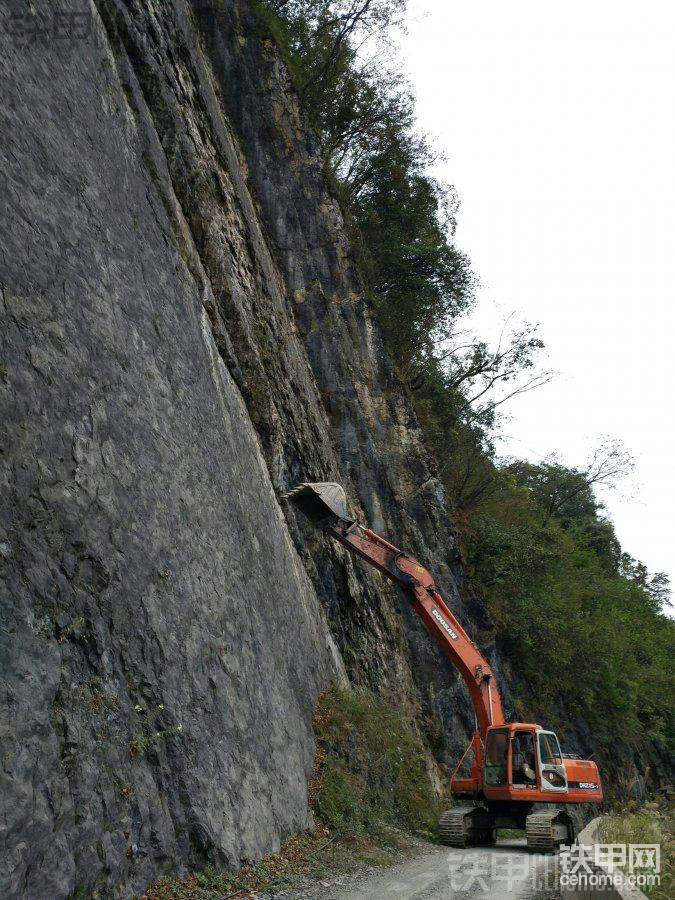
xmin=484 ymin=728 xmax=509 ymax=786
xmin=538 ymin=732 xmax=562 ymax=765
xmin=512 ymin=732 xmax=537 ymax=785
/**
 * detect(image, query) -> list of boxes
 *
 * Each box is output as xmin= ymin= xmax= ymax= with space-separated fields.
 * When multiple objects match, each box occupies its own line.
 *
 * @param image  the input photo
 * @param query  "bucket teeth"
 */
xmin=283 ymin=484 xmax=310 ymax=499
xmin=284 ymin=482 xmax=351 ymax=525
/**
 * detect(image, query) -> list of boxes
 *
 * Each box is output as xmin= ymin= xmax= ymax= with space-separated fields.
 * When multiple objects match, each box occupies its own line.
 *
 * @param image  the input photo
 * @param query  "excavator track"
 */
xmin=526 ymin=810 xmax=574 ymax=852
xmin=438 ymin=806 xmax=475 ymax=847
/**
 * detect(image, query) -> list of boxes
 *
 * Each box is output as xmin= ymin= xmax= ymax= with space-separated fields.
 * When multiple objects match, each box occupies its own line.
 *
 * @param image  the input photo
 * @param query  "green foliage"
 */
xmin=312 ymin=686 xmax=439 ymax=836
xmin=145 ymin=686 xmax=435 ymax=899
xmin=356 ymin=158 xmax=474 ymax=365
xmin=255 ymin=0 xmax=674 ymax=772
xmin=464 ymin=467 xmax=674 ymax=756
xmin=254 ymin=1 xmax=475 ymax=370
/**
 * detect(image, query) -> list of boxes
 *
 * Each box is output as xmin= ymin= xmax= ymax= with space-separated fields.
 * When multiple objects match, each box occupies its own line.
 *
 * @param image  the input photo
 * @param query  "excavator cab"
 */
xmin=478 ymin=723 xmax=602 ymax=804
xmin=483 ymin=724 xmax=567 ymax=799
xmin=452 ymin=722 xmax=602 ymax=805
xmin=447 ymin=723 xmax=602 ymax=848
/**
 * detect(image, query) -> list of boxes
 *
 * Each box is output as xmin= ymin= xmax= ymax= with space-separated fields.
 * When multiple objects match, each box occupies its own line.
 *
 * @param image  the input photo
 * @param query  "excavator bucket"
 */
xmin=284 ymin=482 xmax=352 ymax=525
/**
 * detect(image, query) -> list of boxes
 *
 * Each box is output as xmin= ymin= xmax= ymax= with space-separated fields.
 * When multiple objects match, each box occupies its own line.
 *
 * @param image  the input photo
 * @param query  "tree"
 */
xmin=257 ymin=0 xmax=550 ymax=451
xmin=437 ymin=321 xmax=553 ymax=425
xmin=508 ymin=441 xmax=634 ymax=525
xmin=620 ymin=555 xmax=671 ymax=608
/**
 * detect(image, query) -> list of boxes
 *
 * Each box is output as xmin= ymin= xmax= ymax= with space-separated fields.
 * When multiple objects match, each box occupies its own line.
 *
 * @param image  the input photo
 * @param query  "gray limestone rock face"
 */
xmin=0 ymin=1 xmax=640 ymax=897
xmin=0 ymin=3 xmax=341 ymax=896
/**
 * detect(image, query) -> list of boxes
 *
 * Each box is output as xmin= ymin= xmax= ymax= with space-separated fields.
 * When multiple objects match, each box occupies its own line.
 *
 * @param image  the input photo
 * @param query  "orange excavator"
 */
xmin=286 ymin=482 xmax=603 ymax=851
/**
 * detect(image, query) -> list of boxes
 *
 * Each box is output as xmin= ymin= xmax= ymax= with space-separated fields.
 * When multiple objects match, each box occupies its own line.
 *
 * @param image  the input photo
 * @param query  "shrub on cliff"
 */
xmin=311 ymin=686 xmax=439 ymax=837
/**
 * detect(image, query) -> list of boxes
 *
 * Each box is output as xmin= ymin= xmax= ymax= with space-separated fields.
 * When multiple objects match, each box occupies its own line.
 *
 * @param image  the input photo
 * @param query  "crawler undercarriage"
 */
xmin=438 ymin=803 xmax=576 ymax=853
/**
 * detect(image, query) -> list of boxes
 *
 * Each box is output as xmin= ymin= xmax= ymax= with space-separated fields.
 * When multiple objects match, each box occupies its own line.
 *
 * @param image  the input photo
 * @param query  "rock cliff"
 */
xmin=0 ymin=1 xmax=606 ymax=897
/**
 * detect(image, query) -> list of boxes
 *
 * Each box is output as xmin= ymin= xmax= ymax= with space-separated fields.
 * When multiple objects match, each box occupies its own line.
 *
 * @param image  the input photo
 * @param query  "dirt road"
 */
xmin=286 ymin=838 xmax=562 ymax=899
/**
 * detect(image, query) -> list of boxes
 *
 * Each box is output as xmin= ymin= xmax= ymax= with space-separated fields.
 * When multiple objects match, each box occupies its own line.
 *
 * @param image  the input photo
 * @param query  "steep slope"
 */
xmin=0 ymin=2 xmax=347 ymax=895
xmin=0 ymin=1 xmax=602 ymax=897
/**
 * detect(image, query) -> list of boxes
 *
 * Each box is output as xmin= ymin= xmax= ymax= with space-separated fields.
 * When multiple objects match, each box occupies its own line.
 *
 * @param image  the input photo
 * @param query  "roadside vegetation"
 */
xmin=311 ymin=686 xmax=439 ymax=836
xmin=252 ymin=0 xmax=674 ymax=769
xmin=143 ymin=829 xmax=408 ymax=899
xmin=599 ymin=799 xmax=674 ymax=899
xmin=143 ymin=687 xmax=437 ymax=898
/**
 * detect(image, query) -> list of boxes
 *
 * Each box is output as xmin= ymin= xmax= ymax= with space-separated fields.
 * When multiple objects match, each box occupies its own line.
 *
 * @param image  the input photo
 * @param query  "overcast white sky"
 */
xmin=398 ymin=0 xmax=675 ymax=591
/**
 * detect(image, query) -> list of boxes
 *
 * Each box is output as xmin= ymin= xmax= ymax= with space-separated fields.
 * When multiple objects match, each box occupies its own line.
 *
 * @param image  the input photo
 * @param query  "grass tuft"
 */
xmin=599 ymin=800 xmax=674 ymax=900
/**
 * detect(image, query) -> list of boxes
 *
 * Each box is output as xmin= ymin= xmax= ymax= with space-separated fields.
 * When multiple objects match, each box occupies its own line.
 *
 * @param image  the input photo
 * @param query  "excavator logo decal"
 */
xmin=431 ymin=608 xmax=458 ymax=640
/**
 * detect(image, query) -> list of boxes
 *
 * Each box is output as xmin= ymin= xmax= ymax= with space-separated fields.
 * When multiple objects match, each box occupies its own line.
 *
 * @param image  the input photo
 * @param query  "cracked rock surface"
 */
xmin=0 ymin=1 xmax=588 ymax=897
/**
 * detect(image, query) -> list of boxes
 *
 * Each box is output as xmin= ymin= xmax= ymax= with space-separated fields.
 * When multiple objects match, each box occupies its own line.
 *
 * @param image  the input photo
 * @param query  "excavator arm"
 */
xmin=286 ymin=482 xmax=603 ymax=851
xmin=286 ymin=483 xmax=504 ymax=735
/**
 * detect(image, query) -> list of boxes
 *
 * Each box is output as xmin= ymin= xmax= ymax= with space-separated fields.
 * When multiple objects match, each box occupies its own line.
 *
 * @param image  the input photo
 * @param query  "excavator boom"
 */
xmin=285 ymin=483 xmax=504 ymax=734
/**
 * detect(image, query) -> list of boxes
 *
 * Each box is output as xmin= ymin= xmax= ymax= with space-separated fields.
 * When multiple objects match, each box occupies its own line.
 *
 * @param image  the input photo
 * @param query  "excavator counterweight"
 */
xmin=287 ymin=481 xmax=603 ymax=852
